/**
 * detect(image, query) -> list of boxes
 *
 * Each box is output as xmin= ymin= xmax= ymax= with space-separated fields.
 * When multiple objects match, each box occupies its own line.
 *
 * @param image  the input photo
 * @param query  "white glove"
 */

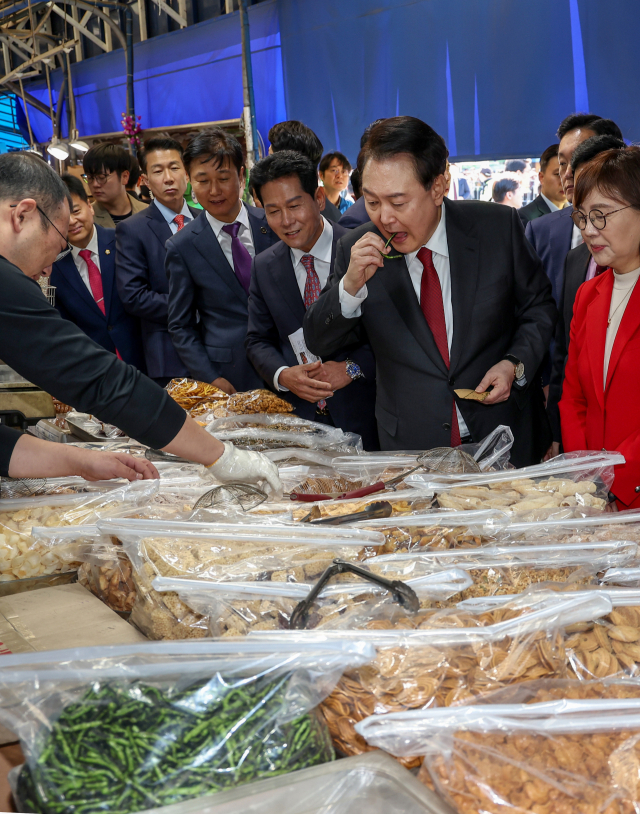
xmin=208 ymin=442 xmax=282 ymax=497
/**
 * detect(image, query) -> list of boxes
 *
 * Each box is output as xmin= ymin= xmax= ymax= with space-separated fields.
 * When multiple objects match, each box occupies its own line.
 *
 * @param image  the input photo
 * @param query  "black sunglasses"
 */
xmin=10 ymin=203 xmax=72 ymax=262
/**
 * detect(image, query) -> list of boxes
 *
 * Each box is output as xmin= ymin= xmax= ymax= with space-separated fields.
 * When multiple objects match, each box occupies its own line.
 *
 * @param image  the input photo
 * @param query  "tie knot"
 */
xmin=417 ymin=246 xmax=434 ymax=268
xmin=79 ymin=249 xmax=92 ymax=261
xmin=173 ymin=214 xmax=186 ymax=230
xmin=301 ymin=254 xmax=315 ymax=273
xmin=222 ymin=222 xmax=241 ymax=239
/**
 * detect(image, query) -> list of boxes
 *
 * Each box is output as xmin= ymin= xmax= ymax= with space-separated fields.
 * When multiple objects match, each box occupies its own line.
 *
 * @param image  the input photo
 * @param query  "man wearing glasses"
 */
xmin=82 ymin=143 xmax=147 ymax=229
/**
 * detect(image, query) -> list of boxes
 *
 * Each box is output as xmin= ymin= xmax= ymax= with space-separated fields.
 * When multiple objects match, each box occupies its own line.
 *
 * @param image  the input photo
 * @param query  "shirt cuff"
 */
xmin=339 ymin=278 xmax=368 ymax=318
xmin=274 ymin=366 xmax=289 ymax=392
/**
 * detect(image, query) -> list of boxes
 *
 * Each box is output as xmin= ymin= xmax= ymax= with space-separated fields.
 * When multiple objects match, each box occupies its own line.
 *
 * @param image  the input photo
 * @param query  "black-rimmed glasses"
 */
xmin=82 ymin=171 xmax=112 ymax=185
xmin=10 ymin=203 xmax=72 ymax=261
xmin=571 ymin=205 xmax=634 ymax=231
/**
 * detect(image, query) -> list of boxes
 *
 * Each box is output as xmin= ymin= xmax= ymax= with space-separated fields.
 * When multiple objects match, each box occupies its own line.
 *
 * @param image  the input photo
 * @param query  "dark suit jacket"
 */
xmin=524 ymin=205 xmax=574 ymax=305
xmin=322 ymin=198 xmax=342 ymax=223
xmin=338 ymin=196 xmax=369 ymax=229
xmin=547 ymin=242 xmax=591 ymax=442
xmin=115 ymin=202 xmax=199 ymax=380
xmin=245 ymin=221 xmax=379 ymax=450
xmin=51 ymin=225 xmax=145 ymax=371
xmin=518 ymin=194 xmax=552 ymax=227
xmin=303 ymin=199 xmax=558 ymax=467
xmin=166 ymin=205 xmax=278 ymax=389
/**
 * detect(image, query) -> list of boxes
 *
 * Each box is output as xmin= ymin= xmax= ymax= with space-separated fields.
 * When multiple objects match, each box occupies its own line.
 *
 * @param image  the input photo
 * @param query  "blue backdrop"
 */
xmin=17 ymin=0 xmax=640 ymax=162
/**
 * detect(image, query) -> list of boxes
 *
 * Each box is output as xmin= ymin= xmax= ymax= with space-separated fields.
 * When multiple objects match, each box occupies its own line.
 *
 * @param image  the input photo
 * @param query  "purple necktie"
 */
xmin=222 ymin=221 xmax=252 ymax=294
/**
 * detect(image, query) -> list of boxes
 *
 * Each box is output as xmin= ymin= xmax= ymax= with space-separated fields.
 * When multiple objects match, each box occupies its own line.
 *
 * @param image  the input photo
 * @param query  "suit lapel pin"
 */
xmin=105 ymin=249 xmax=111 ymax=255
xmin=260 ymin=226 xmax=268 ymax=234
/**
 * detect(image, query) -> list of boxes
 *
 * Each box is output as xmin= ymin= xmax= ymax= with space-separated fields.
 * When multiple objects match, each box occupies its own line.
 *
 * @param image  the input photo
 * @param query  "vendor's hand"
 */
xmin=212 ymin=377 xmax=237 ymax=395
xmin=475 ymin=360 xmax=515 ymax=405
xmin=279 ymin=361 xmax=334 ymax=403
xmin=208 ymin=442 xmax=282 ymax=496
xmin=543 ymin=442 xmax=560 ymax=462
xmin=71 ymin=449 xmax=159 ymax=482
xmin=308 ymin=360 xmax=352 ymax=392
xmin=343 ymin=233 xmax=386 ymax=296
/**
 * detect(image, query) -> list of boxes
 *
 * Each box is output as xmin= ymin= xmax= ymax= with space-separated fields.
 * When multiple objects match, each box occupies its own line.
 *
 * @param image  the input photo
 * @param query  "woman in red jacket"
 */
xmin=560 ymin=146 xmax=640 ymax=510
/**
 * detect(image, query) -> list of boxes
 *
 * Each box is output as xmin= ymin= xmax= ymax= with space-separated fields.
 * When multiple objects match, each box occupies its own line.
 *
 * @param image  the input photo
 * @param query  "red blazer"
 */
xmin=560 ymin=269 xmax=640 ymax=509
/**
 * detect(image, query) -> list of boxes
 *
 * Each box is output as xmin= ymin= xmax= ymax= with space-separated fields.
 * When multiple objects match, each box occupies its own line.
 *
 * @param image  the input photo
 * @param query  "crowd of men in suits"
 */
xmin=47 ymin=111 xmax=624 ymax=464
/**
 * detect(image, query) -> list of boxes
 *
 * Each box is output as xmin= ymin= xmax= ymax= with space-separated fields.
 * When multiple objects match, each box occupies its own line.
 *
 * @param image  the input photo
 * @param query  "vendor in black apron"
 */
xmin=0 ymin=153 xmax=280 ymax=494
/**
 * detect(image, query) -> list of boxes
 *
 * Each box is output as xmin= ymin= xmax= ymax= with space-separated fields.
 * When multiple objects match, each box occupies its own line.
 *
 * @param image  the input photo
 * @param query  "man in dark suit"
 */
xmin=246 ymin=151 xmax=379 ymax=449
xmin=167 ymin=128 xmax=278 ymax=392
xmin=50 ymin=175 xmax=145 ymax=370
xmin=518 ymin=144 xmax=566 ymax=226
xmin=304 ymin=117 xmax=557 ymax=466
xmin=116 ymin=136 xmax=197 ymax=386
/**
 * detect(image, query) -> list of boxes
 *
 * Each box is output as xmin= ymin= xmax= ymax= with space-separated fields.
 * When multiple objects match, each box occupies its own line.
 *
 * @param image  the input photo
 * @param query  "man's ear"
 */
xmin=316 ymin=187 xmax=327 ymax=212
xmin=431 ymin=173 xmax=447 ymax=206
xmin=538 ymin=171 xmax=545 ymax=184
xmin=239 ymin=166 xmax=246 ymax=188
xmin=121 ymin=169 xmax=130 ymax=187
xmin=10 ymin=199 xmax=38 ymax=233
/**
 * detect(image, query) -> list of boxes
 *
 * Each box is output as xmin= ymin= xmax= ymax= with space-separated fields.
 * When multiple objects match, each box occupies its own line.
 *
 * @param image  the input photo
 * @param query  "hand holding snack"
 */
xmin=475 ymin=359 xmax=515 ymax=404
xmin=343 ymin=233 xmax=387 ymax=296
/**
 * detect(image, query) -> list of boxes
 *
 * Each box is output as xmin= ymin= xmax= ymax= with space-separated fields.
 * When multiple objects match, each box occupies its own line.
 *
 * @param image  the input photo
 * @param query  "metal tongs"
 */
xmin=302 ymin=500 xmax=393 ymax=525
xmin=289 ymin=465 xmax=423 ymax=503
xmin=289 ymin=558 xmax=420 ymax=629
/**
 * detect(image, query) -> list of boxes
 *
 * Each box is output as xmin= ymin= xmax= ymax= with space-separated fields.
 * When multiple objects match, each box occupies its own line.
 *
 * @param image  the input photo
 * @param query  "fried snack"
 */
xmin=292 ymin=476 xmax=365 ymax=496
xmin=165 ymin=378 xmax=227 ymax=410
xmin=457 ymin=565 xmax=594 ymax=599
xmin=421 ymin=682 xmax=640 ymax=814
xmin=77 ymin=552 xmax=136 ymax=614
xmin=320 ymin=606 xmax=566 ymax=769
xmin=362 ymin=523 xmax=496 ymax=556
xmin=225 ymin=389 xmax=294 ymax=415
xmin=259 ymin=493 xmax=434 ymax=521
xmin=567 ymin=605 xmax=640 ymax=680
xmin=52 ymin=398 xmax=73 ymax=414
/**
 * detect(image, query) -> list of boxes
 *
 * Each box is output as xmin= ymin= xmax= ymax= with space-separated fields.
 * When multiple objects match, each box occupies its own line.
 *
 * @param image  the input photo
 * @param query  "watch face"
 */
xmin=515 ymin=362 xmax=525 ymax=380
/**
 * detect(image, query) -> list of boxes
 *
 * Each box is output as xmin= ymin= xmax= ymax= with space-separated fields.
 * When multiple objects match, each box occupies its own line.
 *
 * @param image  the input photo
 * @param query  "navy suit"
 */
xmin=246 ymin=222 xmax=379 ymax=450
xmin=524 ymin=206 xmax=574 ymax=306
xmin=115 ymin=201 xmax=199 ymax=381
xmin=166 ymin=205 xmax=278 ymax=389
xmin=51 ymin=225 xmax=145 ymax=371
xmin=338 ymin=196 xmax=369 ymax=229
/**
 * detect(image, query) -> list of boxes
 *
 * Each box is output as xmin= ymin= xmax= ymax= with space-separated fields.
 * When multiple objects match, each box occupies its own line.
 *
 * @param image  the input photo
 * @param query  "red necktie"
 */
xmin=173 ymin=214 xmax=186 ymax=231
xmin=79 ymin=249 xmax=122 ymax=361
xmin=417 ymin=247 xmax=461 ymax=446
xmin=300 ymin=254 xmax=326 ymax=410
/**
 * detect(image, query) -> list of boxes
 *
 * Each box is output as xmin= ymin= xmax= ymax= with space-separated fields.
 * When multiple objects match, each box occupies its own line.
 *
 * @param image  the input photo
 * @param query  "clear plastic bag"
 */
xmin=250 ymin=593 xmax=610 ymax=768
xmin=355 ymin=679 xmax=640 ymax=814
xmin=165 ymin=377 xmax=228 ymax=410
xmin=498 ymin=508 xmax=640 ymax=544
xmin=406 ymin=451 xmax=624 ymax=516
xmin=77 ymin=542 xmax=138 ymax=614
xmin=254 ymin=488 xmax=436 ymax=521
xmin=151 ymin=568 xmax=473 ymax=637
xmin=0 ymin=637 xmax=373 ymax=814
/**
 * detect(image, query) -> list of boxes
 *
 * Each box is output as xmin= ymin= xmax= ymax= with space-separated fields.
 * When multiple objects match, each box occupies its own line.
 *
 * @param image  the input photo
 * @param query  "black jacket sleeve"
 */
xmin=0 ymin=424 xmax=22 ymax=478
xmin=0 ymin=258 xmax=186 ymax=469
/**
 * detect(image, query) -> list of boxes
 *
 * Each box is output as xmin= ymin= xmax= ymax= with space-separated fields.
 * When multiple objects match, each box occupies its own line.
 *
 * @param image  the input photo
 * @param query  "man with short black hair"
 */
xmin=115 ymin=136 xmax=198 ymax=385
xmin=167 ymin=127 xmax=278 ymax=392
xmin=519 ymin=145 xmax=566 ymax=225
xmin=504 ymin=159 xmax=527 ymax=174
xmin=304 ymin=116 xmax=557 ymax=465
xmin=492 ymin=177 xmax=523 ymax=208
xmin=83 ymin=143 xmax=148 ymax=228
xmin=246 ymin=151 xmax=378 ymax=449
xmin=319 ymin=151 xmax=354 ymax=215
xmin=51 ymin=174 xmax=144 ymax=370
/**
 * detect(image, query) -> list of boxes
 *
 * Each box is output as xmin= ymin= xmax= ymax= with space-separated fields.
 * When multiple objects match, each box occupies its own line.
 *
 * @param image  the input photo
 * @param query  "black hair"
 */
xmin=183 ymin=127 xmax=244 ymax=174
xmin=539 ymin=144 xmax=559 ymax=173
xmin=360 ymin=118 xmax=387 ymax=149
xmin=268 ymin=121 xmax=324 ymax=167
xmin=589 ymin=118 xmax=624 ymax=140
xmin=319 ymin=151 xmax=352 ymax=175
xmin=358 ymin=116 xmax=448 ymax=192
xmin=127 ymin=156 xmax=141 ymax=189
xmin=82 ymin=143 xmax=131 ymax=177
xmin=0 ymin=153 xmax=71 ymax=228
xmin=571 ymin=134 xmax=626 ymax=172
xmin=492 ymin=177 xmax=520 ymax=203
xmin=250 ymin=151 xmax=318 ymax=205
xmin=556 ymin=113 xmax=602 ymax=140
xmin=350 ymin=167 xmax=362 ymax=199
xmin=505 ymin=159 xmax=527 ymax=173
xmin=61 ymin=173 xmax=88 ymax=203
xmin=140 ymin=136 xmax=185 ymax=173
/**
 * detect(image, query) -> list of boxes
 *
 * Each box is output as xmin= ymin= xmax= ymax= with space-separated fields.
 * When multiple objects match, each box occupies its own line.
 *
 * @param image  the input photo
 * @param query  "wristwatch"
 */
xmin=345 ymin=359 xmax=364 ymax=381
xmin=503 ymin=354 xmax=525 ymax=382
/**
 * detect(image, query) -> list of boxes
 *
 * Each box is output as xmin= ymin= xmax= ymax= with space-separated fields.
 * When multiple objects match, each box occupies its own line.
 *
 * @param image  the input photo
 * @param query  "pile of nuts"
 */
xmin=567 ymin=606 xmax=640 ymax=679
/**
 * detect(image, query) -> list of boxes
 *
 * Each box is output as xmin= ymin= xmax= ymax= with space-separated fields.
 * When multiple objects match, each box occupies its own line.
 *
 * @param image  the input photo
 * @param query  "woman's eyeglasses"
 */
xmin=571 ymin=205 xmax=633 ymax=231
xmin=10 ymin=203 xmax=72 ymax=261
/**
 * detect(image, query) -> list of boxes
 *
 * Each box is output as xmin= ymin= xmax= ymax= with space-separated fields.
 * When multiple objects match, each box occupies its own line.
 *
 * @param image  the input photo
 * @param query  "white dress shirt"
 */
xmin=339 ymin=206 xmax=470 ymax=437
xmin=275 ymin=217 xmax=333 ymax=391
xmin=205 ymin=203 xmax=255 ymax=270
xmin=571 ymin=221 xmax=584 ymax=249
xmin=540 ymin=193 xmax=561 ymax=214
xmin=154 ymin=199 xmax=194 ymax=234
xmin=71 ymin=227 xmax=101 ymax=293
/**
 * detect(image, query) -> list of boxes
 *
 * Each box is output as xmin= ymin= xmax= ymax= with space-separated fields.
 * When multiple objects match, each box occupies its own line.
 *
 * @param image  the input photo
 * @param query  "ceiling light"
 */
xmin=47 ymin=137 xmax=70 ymax=160
xmin=69 ymin=136 xmax=89 ymax=152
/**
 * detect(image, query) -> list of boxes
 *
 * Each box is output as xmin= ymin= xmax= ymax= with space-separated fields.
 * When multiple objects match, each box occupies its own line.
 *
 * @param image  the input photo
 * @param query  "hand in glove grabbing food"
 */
xmin=208 ymin=442 xmax=282 ymax=496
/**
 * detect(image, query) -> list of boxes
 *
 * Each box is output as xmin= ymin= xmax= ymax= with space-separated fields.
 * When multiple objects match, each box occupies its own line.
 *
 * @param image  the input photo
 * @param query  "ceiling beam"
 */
xmin=47 ymin=3 xmax=107 ymax=52
xmin=0 ymin=37 xmax=76 ymax=84
xmin=149 ymin=0 xmax=186 ymax=28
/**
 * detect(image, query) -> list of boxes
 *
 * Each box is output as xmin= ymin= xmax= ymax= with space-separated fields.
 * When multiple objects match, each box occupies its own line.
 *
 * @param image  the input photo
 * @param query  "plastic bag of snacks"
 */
xmin=356 ymin=679 xmax=640 ymax=814
xmin=254 ymin=489 xmax=436 ymax=521
xmin=0 ymin=481 xmax=157 ymax=582
xmin=151 ymin=568 xmax=473 ymax=636
xmin=496 ymin=508 xmax=640 ymax=544
xmin=0 ymin=638 xmax=374 ymax=814
xmin=101 ymin=518 xmax=385 ymax=639
xmin=165 ymin=378 xmax=228 ymax=410
xmin=406 ymin=451 xmax=624 ymax=516
xmin=77 ymin=541 xmax=137 ymax=614
xmin=251 ymin=592 xmax=610 ymax=768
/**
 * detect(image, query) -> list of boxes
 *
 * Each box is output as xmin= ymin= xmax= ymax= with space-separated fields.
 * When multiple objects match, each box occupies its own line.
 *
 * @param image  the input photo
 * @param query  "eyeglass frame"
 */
xmin=571 ymin=204 xmax=634 ymax=231
xmin=9 ymin=202 xmax=72 ymax=261
xmin=82 ymin=171 xmax=112 ymax=185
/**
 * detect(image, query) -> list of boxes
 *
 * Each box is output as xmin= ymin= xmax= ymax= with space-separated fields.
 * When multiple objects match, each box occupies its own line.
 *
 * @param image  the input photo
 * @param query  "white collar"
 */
xmin=71 ymin=226 xmax=99 ymax=260
xmin=540 ymin=192 xmax=560 ymax=213
xmin=205 ymin=202 xmax=250 ymax=238
xmin=405 ymin=204 xmax=449 ymax=266
xmin=291 ymin=217 xmax=333 ymax=266
xmin=154 ymin=198 xmax=192 ymax=225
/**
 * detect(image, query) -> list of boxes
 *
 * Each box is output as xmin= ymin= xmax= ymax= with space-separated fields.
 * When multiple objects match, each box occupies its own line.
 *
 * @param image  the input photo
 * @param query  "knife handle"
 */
xmin=289 ymin=493 xmax=332 ymax=502
xmin=339 ymin=482 xmax=385 ymax=500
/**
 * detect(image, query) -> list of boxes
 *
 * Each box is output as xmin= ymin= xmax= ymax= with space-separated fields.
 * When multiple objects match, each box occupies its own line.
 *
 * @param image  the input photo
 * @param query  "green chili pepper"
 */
xmin=380 ymin=232 xmax=402 ymax=260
